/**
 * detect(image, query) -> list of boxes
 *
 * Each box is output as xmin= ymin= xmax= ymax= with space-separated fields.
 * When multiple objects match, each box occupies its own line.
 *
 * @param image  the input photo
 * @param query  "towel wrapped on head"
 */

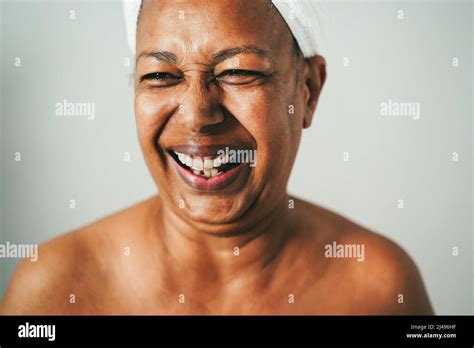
xmin=122 ymin=0 xmax=326 ymax=58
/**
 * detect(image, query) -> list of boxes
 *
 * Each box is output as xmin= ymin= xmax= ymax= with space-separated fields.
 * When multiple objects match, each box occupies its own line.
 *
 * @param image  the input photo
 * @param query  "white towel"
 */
xmin=123 ymin=0 xmax=326 ymax=58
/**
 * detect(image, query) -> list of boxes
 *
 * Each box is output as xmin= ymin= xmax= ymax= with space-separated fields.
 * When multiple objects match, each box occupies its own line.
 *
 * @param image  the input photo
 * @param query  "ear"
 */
xmin=302 ymin=55 xmax=326 ymax=129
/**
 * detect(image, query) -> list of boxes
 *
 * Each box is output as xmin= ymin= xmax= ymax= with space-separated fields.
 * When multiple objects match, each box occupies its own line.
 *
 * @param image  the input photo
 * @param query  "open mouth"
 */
xmin=166 ymin=146 xmax=252 ymax=191
xmin=168 ymin=150 xmax=241 ymax=179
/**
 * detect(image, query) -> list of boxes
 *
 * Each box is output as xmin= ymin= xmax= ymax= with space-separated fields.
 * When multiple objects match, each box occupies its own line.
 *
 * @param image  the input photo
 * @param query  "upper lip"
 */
xmin=167 ymin=144 xmax=253 ymax=157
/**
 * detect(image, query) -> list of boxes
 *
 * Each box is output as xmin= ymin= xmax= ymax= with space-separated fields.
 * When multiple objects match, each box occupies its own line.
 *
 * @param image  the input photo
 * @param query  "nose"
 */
xmin=175 ymin=78 xmax=224 ymax=133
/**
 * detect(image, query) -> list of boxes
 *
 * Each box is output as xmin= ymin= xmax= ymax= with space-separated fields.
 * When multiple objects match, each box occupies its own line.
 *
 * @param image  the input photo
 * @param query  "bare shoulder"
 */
xmin=294 ymin=197 xmax=434 ymax=315
xmin=0 ymin=196 xmax=157 ymax=314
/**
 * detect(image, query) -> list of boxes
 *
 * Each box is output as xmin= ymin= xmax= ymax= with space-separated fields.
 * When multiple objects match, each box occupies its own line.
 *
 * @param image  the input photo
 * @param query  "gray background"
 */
xmin=0 ymin=0 xmax=472 ymax=314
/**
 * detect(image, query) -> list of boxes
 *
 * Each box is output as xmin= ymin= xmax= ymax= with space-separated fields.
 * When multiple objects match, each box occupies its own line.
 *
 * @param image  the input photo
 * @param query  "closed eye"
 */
xmin=215 ymin=69 xmax=266 ymax=85
xmin=140 ymin=72 xmax=183 ymax=87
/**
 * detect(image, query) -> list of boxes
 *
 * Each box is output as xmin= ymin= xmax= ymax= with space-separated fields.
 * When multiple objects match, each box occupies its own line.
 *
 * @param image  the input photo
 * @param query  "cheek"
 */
xmin=224 ymin=87 xmax=291 ymax=138
xmin=224 ymin=88 xmax=293 ymax=177
xmin=135 ymin=91 xmax=173 ymax=148
xmin=135 ymin=92 xmax=179 ymax=192
xmin=134 ymin=92 xmax=174 ymax=176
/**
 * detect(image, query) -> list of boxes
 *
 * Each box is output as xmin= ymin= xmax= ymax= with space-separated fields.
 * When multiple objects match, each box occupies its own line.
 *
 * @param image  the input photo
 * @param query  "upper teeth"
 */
xmin=175 ymin=151 xmax=226 ymax=178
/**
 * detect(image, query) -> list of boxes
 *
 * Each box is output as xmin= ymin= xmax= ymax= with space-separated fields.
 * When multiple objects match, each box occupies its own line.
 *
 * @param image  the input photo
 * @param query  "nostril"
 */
xmin=175 ymin=104 xmax=225 ymax=134
xmin=198 ymin=117 xmax=225 ymax=133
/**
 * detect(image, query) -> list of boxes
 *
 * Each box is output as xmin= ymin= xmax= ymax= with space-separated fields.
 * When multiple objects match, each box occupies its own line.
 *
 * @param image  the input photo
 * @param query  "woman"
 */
xmin=1 ymin=0 xmax=433 ymax=315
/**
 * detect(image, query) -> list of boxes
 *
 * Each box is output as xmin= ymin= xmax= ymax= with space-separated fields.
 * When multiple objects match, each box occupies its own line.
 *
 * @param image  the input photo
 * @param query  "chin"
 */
xmin=177 ymin=193 xmax=256 ymax=226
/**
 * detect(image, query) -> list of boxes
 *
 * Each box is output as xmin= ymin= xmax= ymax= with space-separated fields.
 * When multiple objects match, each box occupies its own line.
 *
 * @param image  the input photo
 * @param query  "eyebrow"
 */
xmin=136 ymin=45 xmax=273 ymax=65
xmin=211 ymin=45 xmax=273 ymax=64
xmin=136 ymin=51 xmax=178 ymax=64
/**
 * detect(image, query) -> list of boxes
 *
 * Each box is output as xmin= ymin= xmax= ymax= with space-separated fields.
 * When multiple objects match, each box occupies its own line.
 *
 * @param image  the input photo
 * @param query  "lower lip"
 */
xmin=170 ymin=154 xmax=247 ymax=191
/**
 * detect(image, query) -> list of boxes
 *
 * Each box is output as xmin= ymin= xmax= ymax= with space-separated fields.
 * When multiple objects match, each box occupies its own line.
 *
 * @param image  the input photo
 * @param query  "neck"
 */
xmin=150 ymin=193 xmax=300 ymax=287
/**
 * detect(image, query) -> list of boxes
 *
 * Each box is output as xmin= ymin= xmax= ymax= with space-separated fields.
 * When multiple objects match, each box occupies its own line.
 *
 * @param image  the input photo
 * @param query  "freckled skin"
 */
xmin=1 ymin=0 xmax=433 ymax=315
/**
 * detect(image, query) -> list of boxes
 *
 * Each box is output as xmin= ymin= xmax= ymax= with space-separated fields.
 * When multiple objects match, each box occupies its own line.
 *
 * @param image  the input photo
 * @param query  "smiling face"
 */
xmin=135 ymin=0 xmax=320 ymax=232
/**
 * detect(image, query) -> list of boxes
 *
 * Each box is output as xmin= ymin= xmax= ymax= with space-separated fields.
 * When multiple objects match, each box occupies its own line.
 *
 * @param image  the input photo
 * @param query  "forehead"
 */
xmin=137 ymin=0 xmax=292 ymax=60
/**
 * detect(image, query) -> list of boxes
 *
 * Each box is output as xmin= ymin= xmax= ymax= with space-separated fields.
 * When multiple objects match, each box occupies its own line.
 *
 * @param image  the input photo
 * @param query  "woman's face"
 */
xmin=134 ymin=0 xmax=311 ymax=230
